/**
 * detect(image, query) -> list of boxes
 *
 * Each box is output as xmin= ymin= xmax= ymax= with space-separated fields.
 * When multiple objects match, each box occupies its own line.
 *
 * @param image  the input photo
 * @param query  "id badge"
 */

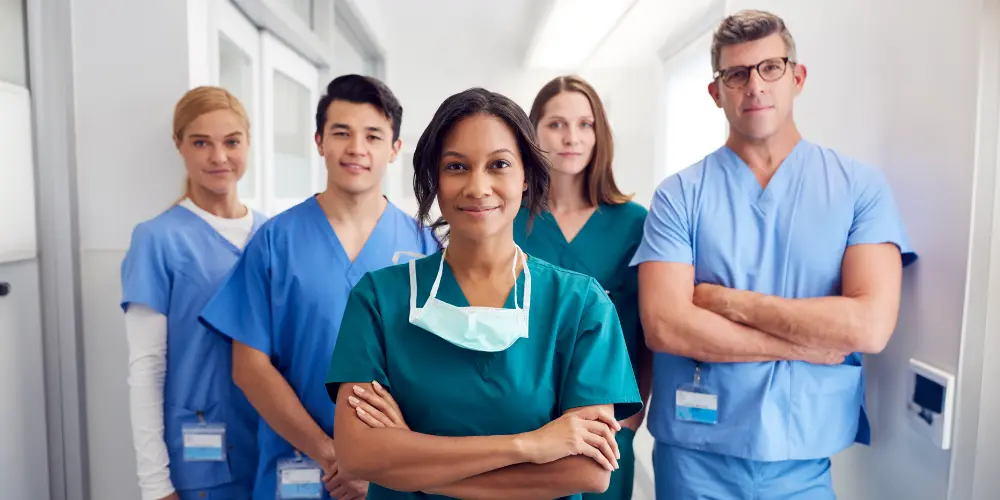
xmin=277 ymin=456 xmax=323 ymax=499
xmin=182 ymin=423 xmax=226 ymax=461
xmin=675 ymin=384 xmax=718 ymax=425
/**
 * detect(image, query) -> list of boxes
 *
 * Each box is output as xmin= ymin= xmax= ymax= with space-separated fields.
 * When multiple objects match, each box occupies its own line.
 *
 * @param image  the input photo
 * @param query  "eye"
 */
xmin=367 ymin=135 xmax=382 ymax=142
xmin=547 ymin=122 xmax=562 ymax=129
xmin=490 ymin=160 xmax=511 ymax=170
xmin=333 ymin=131 xmax=349 ymax=137
xmin=226 ymin=139 xmax=241 ymax=147
xmin=581 ymin=121 xmax=594 ymax=129
xmin=193 ymin=140 xmax=207 ymax=147
xmin=444 ymin=162 xmax=467 ymax=171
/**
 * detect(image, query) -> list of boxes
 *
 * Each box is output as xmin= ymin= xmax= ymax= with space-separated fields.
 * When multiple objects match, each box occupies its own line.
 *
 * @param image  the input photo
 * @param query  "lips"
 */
xmin=558 ymin=152 xmax=581 ymax=157
xmin=341 ymin=162 xmax=369 ymax=172
xmin=460 ymin=206 xmax=499 ymax=216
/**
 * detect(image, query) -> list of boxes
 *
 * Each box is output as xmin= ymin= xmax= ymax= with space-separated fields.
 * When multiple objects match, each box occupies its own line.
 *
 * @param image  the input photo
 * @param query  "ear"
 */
xmin=389 ymin=138 xmax=403 ymax=164
xmin=707 ymin=81 xmax=723 ymax=109
xmin=314 ymin=132 xmax=324 ymax=156
xmin=173 ymin=134 xmax=182 ymax=150
xmin=792 ymin=63 xmax=808 ymax=95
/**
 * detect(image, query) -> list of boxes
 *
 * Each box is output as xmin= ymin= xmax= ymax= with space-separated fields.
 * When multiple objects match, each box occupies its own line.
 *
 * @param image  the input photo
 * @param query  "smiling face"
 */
xmin=315 ymin=99 xmax=401 ymax=197
xmin=708 ymin=33 xmax=806 ymax=143
xmin=436 ymin=113 xmax=526 ymax=243
xmin=174 ymin=109 xmax=248 ymax=196
xmin=535 ymin=91 xmax=596 ymax=177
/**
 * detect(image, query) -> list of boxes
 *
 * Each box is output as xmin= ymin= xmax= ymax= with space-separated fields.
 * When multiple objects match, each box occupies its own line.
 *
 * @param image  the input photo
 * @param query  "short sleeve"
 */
xmin=629 ymin=176 xmax=693 ymax=267
xmin=849 ymin=166 xmax=918 ymax=266
xmin=560 ymin=279 xmax=643 ymax=421
xmin=199 ymin=229 xmax=274 ymax=355
xmin=421 ymin=225 xmax=442 ymax=255
xmin=325 ymin=274 xmax=389 ymax=402
xmin=120 ymin=224 xmax=171 ymax=315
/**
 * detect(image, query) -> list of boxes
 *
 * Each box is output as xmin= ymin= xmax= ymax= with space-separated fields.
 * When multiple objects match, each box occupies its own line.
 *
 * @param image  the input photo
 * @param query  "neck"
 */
xmin=187 ymin=185 xmax=246 ymax=218
xmin=548 ymin=170 xmax=590 ymax=212
xmin=446 ymin=230 xmax=517 ymax=279
xmin=726 ymin=122 xmax=802 ymax=173
xmin=318 ymin=186 xmax=386 ymax=225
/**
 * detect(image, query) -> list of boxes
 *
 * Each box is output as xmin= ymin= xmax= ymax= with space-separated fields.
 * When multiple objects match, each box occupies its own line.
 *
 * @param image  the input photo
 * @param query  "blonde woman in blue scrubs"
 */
xmin=325 ymin=87 xmax=643 ymax=500
xmin=516 ymin=75 xmax=652 ymax=500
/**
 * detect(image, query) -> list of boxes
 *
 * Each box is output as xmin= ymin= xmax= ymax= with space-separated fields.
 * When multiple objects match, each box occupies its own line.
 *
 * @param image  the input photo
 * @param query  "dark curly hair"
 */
xmin=412 ymin=88 xmax=550 ymax=234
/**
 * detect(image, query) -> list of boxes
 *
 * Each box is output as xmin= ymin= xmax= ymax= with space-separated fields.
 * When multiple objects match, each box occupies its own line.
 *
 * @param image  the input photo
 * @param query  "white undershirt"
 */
xmin=126 ymin=199 xmax=253 ymax=500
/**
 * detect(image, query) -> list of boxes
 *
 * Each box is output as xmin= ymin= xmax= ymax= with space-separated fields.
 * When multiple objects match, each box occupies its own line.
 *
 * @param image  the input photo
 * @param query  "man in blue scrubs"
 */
xmin=201 ymin=75 xmax=439 ymax=500
xmin=632 ymin=10 xmax=917 ymax=499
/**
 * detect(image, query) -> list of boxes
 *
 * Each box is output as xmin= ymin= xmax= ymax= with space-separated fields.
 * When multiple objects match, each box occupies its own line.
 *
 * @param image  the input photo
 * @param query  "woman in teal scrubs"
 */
xmin=515 ymin=75 xmax=652 ymax=500
xmin=325 ymin=88 xmax=642 ymax=500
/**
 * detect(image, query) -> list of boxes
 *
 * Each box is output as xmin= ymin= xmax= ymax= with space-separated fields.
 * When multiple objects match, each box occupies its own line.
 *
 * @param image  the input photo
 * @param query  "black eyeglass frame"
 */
xmin=712 ymin=57 xmax=796 ymax=89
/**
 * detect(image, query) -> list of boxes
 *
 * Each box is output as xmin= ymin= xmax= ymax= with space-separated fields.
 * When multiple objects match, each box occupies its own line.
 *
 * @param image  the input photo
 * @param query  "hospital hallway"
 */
xmin=2 ymin=0 xmax=1000 ymax=499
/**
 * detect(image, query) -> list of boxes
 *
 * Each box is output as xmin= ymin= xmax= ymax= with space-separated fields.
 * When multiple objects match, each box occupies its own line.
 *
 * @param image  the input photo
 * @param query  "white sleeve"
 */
xmin=124 ymin=304 xmax=176 ymax=500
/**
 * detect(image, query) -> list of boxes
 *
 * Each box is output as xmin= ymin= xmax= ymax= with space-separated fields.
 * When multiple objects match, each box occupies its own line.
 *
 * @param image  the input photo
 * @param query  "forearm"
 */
xmin=124 ymin=306 xmax=176 ymax=500
xmin=727 ymin=291 xmax=878 ymax=353
xmin=645 ymin=304 xmax=809 ymax=363
xmin=236 ymin=360 xmax=333 ymax=462
xmin=424 ymin=456 xmax=610 ymax=500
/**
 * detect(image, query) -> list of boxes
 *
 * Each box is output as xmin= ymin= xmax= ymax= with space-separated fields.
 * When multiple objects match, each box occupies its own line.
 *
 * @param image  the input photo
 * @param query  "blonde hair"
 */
xmin=173 ymin=86 xmax=250 ymax=201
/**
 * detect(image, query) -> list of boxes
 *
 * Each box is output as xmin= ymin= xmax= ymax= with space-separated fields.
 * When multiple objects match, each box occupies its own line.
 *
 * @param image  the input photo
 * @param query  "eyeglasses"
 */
xmin=713 ymin=57 xmax=794 ymax=89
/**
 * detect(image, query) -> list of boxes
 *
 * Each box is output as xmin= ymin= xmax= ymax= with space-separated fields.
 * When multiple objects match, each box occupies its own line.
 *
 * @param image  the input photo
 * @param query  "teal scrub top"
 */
xmin=514 ymin=202 xmax=647 ymax=380
xmin=326 ymin=250 xmax=643 ymax=500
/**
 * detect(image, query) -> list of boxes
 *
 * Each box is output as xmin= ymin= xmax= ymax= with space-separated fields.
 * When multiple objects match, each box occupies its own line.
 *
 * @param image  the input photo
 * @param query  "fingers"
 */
xmin=581 ymin=422 xmax=619 ymax=469
xmin=355 ymin=407 xmax=387 ymax=428
xmin=583 ymin=419 xmax=620 ymax=461
xmin=349 ymin=396 xmax=392 ymax=427
xmin=578 ymin=435 xmax=615 ymax=471
xmin=570 ymin=406 xmax=621 ymax=431
xmin=321 ymin=461 xmax=338 ymax=483
xmin=354 ymin=383 xmax=405 ymax=425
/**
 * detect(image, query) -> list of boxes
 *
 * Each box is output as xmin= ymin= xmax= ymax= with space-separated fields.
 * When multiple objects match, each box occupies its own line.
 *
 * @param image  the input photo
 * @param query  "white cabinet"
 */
xmin=0 ymin=82 xmax=38 ymax=264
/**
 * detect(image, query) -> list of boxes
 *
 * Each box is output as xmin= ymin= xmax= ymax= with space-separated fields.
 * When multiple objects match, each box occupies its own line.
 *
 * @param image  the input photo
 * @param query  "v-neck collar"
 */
xmin=436 ymin=250 xmax=525 ymax=309
xmin=307 ymin=195 xmax=397 ymax=286
xmin=172 ymin=204 xmax=259 ymax=256
xmin=542 ymin=205 xmax=603 ymax=248
xmin=721 ymin=140 xmax=807 ymax=214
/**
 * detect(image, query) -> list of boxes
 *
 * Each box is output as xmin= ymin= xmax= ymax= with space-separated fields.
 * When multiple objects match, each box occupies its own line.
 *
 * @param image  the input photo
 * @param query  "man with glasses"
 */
xmin=631 ymin=10 xmax=917 ymax=499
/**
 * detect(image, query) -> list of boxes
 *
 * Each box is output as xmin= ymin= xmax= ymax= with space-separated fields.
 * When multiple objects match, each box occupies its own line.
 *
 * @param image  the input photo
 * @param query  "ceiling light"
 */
xmin=525 ymin=0 xmax=638 ymax=70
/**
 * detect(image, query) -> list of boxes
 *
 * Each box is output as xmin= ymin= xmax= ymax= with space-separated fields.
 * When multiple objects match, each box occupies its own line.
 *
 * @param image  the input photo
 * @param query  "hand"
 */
xmin=348 ymin=381 xmax=409 ymax=430
xmin=693 ymin=283 xmax=734 ymax=318
xmin=521 ymin=406 xmax=621 ymax=471
xmin=323 ymin=463 xmax=369 ymax=500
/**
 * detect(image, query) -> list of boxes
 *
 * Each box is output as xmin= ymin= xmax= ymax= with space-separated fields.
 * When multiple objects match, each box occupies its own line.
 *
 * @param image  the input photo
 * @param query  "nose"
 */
xmin=345 ymin=133 xmax=365 ymax=156
xmin=563 ymin=126 xmax=580 ymax=146
xmin=210 ymin=146 xmax=227 ymax=165
xmin=745 ymin=68 xmax=766 ymax=94
xmin=463 ymin=168 xmax=491 ymax=198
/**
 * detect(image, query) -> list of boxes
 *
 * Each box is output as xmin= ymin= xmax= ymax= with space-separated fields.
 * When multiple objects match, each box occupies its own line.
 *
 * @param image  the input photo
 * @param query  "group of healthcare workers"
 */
xmin=121 ymin=8 xmax=917 ymax=500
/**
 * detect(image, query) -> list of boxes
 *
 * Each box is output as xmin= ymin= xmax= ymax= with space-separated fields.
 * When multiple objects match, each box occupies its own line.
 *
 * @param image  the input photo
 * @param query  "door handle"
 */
xmin=0 ymin=282 xmax=9 ymax=297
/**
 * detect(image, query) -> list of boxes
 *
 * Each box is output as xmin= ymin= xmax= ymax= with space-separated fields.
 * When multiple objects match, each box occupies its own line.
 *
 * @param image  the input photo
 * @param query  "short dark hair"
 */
xmin=314 ymin=74 xmax=402 ymax=140
xmin=413 ymin=88 xmax=550 ymax=234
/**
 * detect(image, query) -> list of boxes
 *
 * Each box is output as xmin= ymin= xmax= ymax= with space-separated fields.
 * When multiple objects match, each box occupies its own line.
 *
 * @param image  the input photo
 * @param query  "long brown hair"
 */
xmin=528 ymin=75 xmax=631 ymax=206
xmin=172 ymin=86 xmax=250 ymax=201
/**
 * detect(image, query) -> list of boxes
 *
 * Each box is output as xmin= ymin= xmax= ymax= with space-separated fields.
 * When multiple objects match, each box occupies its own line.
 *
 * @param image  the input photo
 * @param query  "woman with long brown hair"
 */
xmin=514 ymin=75 xmax=653 ymax=500
xmin=120 ymin=86 xmax=264 ymax=500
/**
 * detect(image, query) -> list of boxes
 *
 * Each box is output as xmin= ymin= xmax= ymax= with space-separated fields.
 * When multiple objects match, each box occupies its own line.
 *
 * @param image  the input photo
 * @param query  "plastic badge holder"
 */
xmin=182 ymin=423 xmax=227 ymax=462
xmin=277 ymin=455 xmax=323 ymax=499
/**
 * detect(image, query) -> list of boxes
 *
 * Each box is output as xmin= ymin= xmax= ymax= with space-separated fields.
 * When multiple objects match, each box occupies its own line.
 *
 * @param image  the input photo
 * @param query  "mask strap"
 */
xmin=521 ymin=247 xmax=531 ymax=320
xmin=408 ymin=259 xmax=419 ymax=313
xmin=428 ymin=246 xmax=448 ymax=301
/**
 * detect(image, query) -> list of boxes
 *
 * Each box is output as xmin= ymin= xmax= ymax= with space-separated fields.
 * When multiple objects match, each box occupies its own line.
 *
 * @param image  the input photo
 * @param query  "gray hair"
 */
xmin=711 ymin=10 xmax=797 ymax=73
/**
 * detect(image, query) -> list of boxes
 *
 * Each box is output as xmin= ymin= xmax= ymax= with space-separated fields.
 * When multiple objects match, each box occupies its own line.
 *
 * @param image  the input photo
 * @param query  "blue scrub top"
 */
xmin=326 ymin=251 xmax=643 ymax=500
xmin=630 ymin=140 xmax=917 ymax=462
xmin=199 ymin=196 xmax=439 ymax=500
xmin=121 ymin=204 xmax=267 ymax=493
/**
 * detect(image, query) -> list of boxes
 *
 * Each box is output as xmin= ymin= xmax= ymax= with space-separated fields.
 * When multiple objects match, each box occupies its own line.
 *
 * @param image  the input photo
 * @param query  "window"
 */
xmin=333 ymin=27 xmax=371 ymax=77
xmin=214 ymin=1 xmax=321 ymax=215
xmin=276 ymin=0 xmax=313 ymax=29
xmin=0 ymin=0 xmax=28 ymax=87
xmin=661 ymin=31 xmax=727 ymax=177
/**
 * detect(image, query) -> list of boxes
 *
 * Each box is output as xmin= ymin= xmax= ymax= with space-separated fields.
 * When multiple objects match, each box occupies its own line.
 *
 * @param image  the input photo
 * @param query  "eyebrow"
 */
xmin=547 ymin=115 xmax=594 ymax=121
xmin=187 ymin=131 xmax=243 ymax=139
xmin=330 ymin=123 xmax=387 ymax=134
xmin=442 ymin=148 xmax=515 ymax=160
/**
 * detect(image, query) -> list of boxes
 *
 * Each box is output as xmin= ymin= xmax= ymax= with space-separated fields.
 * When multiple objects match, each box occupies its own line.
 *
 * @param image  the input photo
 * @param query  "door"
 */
xmin=0 ymin=0 xmax=52 ymax=498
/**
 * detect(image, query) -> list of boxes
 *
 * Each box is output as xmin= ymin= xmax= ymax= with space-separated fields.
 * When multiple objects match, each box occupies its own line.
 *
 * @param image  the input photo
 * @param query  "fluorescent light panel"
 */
xmin=525 ymin=0 xmax=637 ymax=70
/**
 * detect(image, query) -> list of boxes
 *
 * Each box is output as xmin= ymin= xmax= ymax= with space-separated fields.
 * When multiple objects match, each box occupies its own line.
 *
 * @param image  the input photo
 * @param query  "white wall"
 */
xmin=717 ymin=1 xmax=983 ymax=499
xmin=72 ymin=0 xmax=206 ymax=497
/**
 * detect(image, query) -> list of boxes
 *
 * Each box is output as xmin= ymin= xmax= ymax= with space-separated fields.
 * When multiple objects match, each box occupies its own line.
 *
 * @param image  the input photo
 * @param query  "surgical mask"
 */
xmin=408 ymin=246 xmax=530 ymax=352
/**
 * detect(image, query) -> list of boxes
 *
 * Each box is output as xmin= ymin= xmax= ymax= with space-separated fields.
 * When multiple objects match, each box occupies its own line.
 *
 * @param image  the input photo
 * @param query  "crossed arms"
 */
xmin=639 ymin=243 xmax=904 ymax=363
